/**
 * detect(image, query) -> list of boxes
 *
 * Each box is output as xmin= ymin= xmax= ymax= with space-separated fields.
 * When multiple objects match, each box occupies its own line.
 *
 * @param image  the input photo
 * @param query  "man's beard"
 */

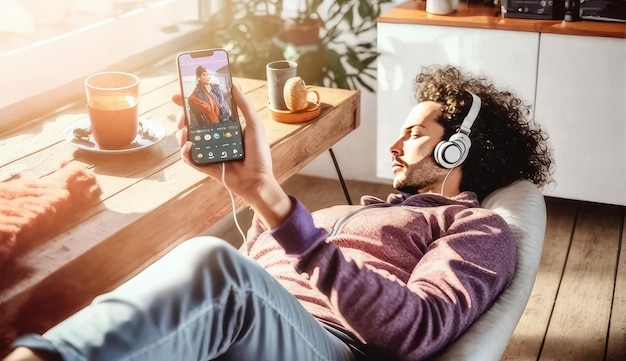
xmin=393 ymin=156 xmax=448 ymax=194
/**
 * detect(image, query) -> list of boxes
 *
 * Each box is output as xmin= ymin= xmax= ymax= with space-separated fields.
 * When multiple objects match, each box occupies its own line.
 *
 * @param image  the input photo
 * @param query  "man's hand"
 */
xmin=172 ymin=85 xmax=293 ymax=229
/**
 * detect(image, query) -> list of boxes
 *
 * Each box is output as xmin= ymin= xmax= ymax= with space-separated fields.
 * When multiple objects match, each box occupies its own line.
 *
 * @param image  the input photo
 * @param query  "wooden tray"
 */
xmin=267 ymin=102 xmax=321 ymax=124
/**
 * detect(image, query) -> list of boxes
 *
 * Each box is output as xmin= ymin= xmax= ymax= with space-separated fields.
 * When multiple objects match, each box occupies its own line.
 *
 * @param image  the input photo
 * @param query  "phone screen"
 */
xmin=176 ymin=49 xmax=244 ymax=164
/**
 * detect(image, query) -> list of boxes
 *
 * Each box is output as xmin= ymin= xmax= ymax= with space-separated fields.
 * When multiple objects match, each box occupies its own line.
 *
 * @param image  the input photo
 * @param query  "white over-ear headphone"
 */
xmin=433 ymin=91 xmax=482 ymax=169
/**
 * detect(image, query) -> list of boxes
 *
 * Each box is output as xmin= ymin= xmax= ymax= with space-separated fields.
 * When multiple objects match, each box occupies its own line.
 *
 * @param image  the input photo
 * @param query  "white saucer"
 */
xmin=64 ymin=118 xmax=166 ymax=154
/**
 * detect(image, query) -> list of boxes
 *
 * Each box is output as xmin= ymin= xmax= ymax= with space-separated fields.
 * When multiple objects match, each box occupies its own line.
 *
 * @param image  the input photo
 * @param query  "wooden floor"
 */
xmin=209 ymin=174 xmax=626 ymax=361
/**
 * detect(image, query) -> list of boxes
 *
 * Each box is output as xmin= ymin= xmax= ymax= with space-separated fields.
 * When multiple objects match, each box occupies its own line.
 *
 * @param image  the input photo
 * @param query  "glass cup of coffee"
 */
xmin=85 ymin=71 xmax=140 ymax=149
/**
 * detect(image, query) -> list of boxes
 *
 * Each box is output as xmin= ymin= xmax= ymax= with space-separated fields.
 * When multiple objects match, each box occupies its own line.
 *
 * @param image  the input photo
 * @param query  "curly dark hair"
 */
xmin=414 ymin=65 xmax=554 ymax=201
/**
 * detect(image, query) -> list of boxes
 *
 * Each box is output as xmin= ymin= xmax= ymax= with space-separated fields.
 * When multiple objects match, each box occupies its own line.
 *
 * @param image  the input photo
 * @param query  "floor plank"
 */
xmin=540 ymin=202 xmax=623 ymax=361
xmin=606 ymin=218 xmax=626 ymax=361
xmin=502 ymin=198 xmax=579 ymax=361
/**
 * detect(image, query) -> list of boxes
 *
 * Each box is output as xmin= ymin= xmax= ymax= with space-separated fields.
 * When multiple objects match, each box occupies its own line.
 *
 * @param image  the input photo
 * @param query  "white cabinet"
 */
xmin=376 ymin=22 xmax=539 ymax=183
xmin=534 ymin=34 xmax=625 ymax=205
xmin=377 ymin=22 xmax=626 ymax=205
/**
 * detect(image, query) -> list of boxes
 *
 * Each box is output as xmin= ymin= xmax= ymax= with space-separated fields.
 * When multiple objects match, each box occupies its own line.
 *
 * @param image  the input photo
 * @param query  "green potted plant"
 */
xmin=209 ymin=0 xmax=391 ymax=92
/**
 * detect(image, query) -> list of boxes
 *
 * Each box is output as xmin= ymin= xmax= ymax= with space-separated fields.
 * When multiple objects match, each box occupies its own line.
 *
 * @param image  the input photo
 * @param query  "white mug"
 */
xmin=266 ymin=60 xmax=298 ymax=111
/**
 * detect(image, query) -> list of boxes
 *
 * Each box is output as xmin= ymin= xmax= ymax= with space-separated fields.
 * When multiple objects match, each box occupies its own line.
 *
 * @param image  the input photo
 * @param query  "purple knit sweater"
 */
xmin=245 ymin=191 xmax=516 ymax=360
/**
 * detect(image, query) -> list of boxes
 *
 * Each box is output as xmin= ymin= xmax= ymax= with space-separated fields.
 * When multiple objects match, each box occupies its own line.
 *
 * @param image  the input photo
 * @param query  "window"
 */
xmin=0 ymin=0 xmax=208 ymax=128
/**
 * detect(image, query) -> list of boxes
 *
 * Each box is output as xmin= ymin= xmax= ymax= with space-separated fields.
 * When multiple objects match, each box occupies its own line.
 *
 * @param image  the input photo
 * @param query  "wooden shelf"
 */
xmin=378 ymin=0 xmax=626 ymax=38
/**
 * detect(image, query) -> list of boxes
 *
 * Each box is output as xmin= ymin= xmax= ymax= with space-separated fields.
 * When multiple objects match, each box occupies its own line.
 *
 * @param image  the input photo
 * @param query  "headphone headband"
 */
xmin=458 ymin=91 xmax=481 ymax=135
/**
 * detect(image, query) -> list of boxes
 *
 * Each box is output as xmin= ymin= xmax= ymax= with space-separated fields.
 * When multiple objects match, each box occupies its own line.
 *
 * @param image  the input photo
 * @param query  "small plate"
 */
xmin=64 ymin=117 xmax=166 ymax=154
xmin=267 ymin=102 xmax=321 ymax=124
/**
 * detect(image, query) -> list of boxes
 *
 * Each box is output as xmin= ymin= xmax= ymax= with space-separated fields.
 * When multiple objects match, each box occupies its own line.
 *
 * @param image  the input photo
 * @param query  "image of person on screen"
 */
xmin=188 ymin=66 xmax=232 ymax=125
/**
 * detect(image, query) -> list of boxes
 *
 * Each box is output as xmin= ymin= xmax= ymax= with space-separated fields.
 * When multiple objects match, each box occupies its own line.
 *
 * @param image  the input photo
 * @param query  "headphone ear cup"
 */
xmin=449 ymin=133 xmax=471 ymax=166
xmin=434 ymin=140 xmax=461 ymax=169
xmin=434 ymin=133 xmax=471 ymax=169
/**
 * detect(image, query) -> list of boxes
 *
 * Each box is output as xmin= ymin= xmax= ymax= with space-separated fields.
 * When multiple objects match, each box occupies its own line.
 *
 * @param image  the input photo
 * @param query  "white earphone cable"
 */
xmin=221 ymin=162 xmax=248 ymax=254
xmin=440 ymin=167 xmax=454 ymax=196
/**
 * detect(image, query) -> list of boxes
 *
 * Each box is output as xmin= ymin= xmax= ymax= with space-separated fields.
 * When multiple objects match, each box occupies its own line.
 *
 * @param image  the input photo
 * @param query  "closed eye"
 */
xmin=407 ymin=124 xmax=425 ymax=139
xmin=410 ymin=130 xmax=423 ymax=139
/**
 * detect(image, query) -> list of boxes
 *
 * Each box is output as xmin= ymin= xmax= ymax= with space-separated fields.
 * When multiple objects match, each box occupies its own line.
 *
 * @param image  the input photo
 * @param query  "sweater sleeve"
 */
xmin=292 ymin=208 xmax=516 ymax=360
xmin=269 ymin=197 xmax=329 ymax=254
xmin=243 ymin=196 xmax=328 ymax=254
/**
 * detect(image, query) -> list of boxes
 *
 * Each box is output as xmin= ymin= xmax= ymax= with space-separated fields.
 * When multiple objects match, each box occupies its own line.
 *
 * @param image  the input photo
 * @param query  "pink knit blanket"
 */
xmin=0 ymin=164 xmax=101 ymax=265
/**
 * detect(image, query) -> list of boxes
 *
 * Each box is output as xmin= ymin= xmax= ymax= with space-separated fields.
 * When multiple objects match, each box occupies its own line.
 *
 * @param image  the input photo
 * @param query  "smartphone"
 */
xmin=176 ymin=48 xmax=244 ymax=165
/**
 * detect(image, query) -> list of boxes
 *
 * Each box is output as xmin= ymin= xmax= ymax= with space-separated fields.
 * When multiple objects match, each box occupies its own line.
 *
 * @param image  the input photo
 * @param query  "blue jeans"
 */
xmin=24 ymin=237 xmax=356 ymax=361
